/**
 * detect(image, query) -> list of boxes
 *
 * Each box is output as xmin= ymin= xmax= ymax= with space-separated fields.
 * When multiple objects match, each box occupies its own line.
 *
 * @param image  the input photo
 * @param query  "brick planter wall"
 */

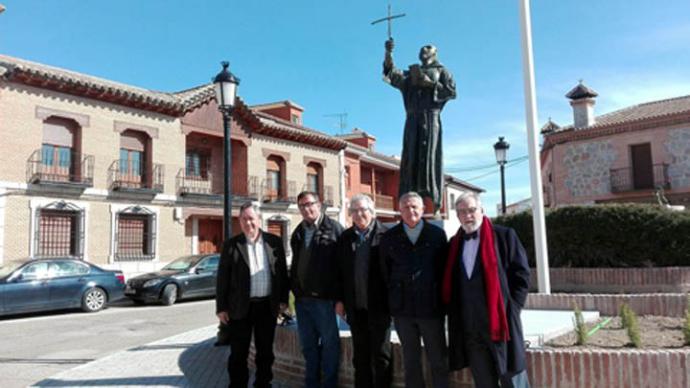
xmin=529 ymin=267 xmax=690 ymax=293
xmin=261 ymin=327 xmax=690 ymax=388
xmin=526 ymin=293 xmax=690 ymax=317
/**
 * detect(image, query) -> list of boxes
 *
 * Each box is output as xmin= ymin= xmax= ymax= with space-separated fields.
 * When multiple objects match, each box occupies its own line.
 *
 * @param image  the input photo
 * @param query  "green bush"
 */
xmin=573 ymin=303 xmax=587 ymax=345
xmin=493 ymin=204 xmax=690 ymax=267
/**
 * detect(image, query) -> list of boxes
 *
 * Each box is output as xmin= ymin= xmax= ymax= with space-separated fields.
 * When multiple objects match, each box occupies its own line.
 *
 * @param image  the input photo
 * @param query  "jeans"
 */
xmin=295 ymin=298 xmax=341 ymax=388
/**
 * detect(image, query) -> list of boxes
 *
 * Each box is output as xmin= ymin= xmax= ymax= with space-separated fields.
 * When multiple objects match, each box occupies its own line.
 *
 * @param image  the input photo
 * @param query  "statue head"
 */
xmin=419 ymin=45 xmax=438 ymax=65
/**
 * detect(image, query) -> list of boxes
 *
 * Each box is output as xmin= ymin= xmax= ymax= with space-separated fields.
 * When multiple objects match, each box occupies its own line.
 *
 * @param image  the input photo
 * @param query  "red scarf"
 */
xmin=442 ymin=216 xmax=510 ymax=342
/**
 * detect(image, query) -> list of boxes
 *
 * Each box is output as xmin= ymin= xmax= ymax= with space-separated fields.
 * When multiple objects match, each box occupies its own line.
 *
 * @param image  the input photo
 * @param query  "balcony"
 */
xmin=610 ymin=163 xmax=670 ymax=193
xmin=109 ymin=160 xmax=164 ymax=193
xmin=26 ymin=149 xmax=94 ymax=188
xmin=176 ymin=170 xmax=260 ymax=201
xmin=176 ymin=169 xmax=214 ymax=196
xmin=373 ymin=193 xmax=395 ymax=210
xmin=263 ymin=179 xmax=296 ymax=203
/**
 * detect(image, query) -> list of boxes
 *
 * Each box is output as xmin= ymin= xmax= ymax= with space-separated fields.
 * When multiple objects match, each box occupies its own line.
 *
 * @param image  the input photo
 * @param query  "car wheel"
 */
xmin=161 ymin=284 xmax=178 ymax=306
xmin=82 ymin=287 xmax=107 ymax=312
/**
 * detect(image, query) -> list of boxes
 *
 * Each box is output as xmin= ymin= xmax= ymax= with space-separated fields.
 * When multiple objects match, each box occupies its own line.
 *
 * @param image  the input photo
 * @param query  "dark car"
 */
xmin=0 ymin=258 xmax=126 ymax=317
xmin=125 ymin=254 xmax=220 ymax=305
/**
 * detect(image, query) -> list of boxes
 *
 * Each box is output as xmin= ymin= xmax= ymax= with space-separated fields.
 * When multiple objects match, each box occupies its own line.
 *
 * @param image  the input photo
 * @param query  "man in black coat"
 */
xmin=336 ymin=194 xmax=391 ymax=388
xmin=442 ymin=192 xmax=530 ymax=388
xmin=380 ymin=192 xmax=449 ymax=388
xmin=290 ymin=191 xmax=344 ymax=388
xmin=216 ymin=202 xmax=289 ymax=388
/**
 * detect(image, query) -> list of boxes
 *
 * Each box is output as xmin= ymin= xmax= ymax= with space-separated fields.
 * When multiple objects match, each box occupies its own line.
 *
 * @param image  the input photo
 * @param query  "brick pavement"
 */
xmin=33 ymin=325 xmax=290 ymax=388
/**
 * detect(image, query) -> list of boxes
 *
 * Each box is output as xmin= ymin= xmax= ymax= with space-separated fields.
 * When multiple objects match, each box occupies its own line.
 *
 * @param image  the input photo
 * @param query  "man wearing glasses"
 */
xmin=336 ymin=194 xmax=392 ymax=387
xmin=442 ymin=192 xmax=531 ymax=388
xmin=290 ymin=191 xmax=344 ymax=388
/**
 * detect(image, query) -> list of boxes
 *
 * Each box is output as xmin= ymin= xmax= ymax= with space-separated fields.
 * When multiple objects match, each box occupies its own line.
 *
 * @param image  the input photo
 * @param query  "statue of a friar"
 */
xmin=383 ymin=38 xmax=456 ymax=213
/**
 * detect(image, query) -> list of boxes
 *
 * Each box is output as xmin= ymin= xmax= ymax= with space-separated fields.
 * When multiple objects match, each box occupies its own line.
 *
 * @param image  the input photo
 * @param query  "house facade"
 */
xmin=541 ymin=82 xmax=690 ymax=208
xmin=0 ymin=55 xmax=345 ymax=274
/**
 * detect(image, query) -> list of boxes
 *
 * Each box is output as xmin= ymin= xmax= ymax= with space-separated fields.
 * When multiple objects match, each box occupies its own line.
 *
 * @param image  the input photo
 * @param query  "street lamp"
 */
xmin=493 ymin=136 xmax=510 ymax=215
xmin=213 ymin=61 xmax=240 ymax=241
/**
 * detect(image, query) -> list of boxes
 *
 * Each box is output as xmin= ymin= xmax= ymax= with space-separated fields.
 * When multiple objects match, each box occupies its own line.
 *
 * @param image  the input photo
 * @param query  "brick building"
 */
xmin=0 ymin=55 xmax=345 ymax=274
xmin=541 ymin=81 xmax=690 ymax=208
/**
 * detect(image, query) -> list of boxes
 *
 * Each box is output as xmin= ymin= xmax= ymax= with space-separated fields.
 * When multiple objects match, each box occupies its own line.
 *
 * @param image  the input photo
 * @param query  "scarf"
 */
xmin=442 ymin=216 xmax=510 ymax=342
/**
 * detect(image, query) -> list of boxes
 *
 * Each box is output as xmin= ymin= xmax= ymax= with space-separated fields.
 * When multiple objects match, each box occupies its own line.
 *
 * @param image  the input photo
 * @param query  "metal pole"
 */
xmin=500 ymin=163 xmax=506 ymax=215
xmin=223 ymin=109 xmax=233 ymax=241
xmin=518 ymin=0 xmax=550 ymax=293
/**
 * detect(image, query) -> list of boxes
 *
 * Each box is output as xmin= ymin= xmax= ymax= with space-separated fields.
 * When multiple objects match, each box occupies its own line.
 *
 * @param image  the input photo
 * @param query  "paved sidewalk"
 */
xmin=34 ymin=325 xmax=234 ymax=387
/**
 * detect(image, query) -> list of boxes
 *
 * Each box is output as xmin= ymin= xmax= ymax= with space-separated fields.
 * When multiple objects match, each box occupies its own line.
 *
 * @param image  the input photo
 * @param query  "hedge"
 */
xmin=492 ymin=204 xmax=690 ymax=267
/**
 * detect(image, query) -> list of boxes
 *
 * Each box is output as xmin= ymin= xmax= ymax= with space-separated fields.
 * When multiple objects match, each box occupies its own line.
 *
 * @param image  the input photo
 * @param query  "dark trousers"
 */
xmin=349 ymin=309 xmax=392 ymax=388
xmin=464 ymin=333 xmax=531 ymax=388
xmin=394 ymin=316 xmax=448 ymax=388
xmin=227 ymin=299 xmax=276 ymax=388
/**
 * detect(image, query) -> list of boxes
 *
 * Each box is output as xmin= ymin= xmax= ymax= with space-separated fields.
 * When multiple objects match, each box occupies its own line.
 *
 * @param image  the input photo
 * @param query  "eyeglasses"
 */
xmin=298 ymin=201 xmax=318 ymax=209
xmin=457 ymin=207 xmax=479 ymax=215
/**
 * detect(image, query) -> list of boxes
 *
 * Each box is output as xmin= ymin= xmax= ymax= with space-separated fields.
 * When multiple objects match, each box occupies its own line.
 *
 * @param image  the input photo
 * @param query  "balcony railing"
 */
xmin=176 ymin=169 xmax=214 ymax=195
xmin=374 ymin=193 xmax=395 ymax=210
xmin=26 ymin=149 xmax=94 ymax=187
xmin=610 ymin=163 xmax=670 ymax=193
xmin=323 ymin=185 xmax=334 ymax=206
xmin=109 ymin=160 xmax=164 ymax=193
xmin=263 ymin=179 xmax=297 ymax=203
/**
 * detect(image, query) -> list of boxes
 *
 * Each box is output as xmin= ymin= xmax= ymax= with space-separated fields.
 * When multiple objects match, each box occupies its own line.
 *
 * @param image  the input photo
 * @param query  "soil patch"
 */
xmin=546 ymin=316 xmax=689 ymax=349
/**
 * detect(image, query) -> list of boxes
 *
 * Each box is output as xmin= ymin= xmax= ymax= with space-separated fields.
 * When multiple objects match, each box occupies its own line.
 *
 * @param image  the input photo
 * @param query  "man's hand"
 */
xmin=216 ymin=311 xmax=229 ymax=325
xmin=278 ymin=303 xmax=289 ymax=315
xmin=335 ymin=301 xmax=345 ymax=318
xmin=385 ymin=38 xmax=395 ymax=52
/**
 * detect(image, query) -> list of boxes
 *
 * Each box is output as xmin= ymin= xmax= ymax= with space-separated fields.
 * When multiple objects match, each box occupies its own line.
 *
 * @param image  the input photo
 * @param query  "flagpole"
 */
xmin=518 ymin=0 xmax=550 ymax=294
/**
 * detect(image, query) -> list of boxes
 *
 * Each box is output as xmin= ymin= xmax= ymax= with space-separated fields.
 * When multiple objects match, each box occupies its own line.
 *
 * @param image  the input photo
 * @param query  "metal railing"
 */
xmin=108 ymin=160 xmax=164 ymax=192
xmin=263 ymin=179 xmax=296 ymax=203
xmin=176 ymin=169 xmax=214 ymax=195
xmin=610 ymin=163 xmax=669 ymax=193
xmin=323 ymin=185 xmax=334 ymax=206
xmin=26 ymin=149 xmax=94 ymax=186
xmin=374 ymin=193 xmax=395 ymax=210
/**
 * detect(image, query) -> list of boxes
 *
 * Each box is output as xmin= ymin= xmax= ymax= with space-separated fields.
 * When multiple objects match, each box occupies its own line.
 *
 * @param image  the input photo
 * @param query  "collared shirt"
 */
xmin=246 ymin=233 xmax=271 ymax=298
xmin=354 ymin=222 xmax=374 ymax=310
xmin=403 ymin=220 xmax=424 ymax=245
xmin=303 ymin=214 xmax=323 ymax=247
xmin=461 ymin=218 xmax=483 ymax=279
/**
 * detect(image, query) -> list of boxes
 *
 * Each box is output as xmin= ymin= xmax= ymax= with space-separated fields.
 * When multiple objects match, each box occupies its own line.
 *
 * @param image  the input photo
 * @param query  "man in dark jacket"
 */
xmin=380 ymin=192 xmax=449 ymax=388
xmin=337 ymin=194 xmax=391 ymax=388
xmin=442 ymin=192 xmax=530 ymax=388
xmin=290 ymin=191 xmax=344 ymax=388
xmin=216 ymin=201 xmax=289 ymax=388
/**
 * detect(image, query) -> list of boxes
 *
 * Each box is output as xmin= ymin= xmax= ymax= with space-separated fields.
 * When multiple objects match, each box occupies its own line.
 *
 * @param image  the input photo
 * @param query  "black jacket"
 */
xmin=446 ymin=224 xmax=531 ymax=376
xmin=337 ymin=220 xmax=389 ymax=321
xmin=290 ymin=215 xmax=344 ymax=300
xmin=215 ymin=231 xmax=289 ymax=320
xmin=379 ymin=220 xmax=448 ymax=318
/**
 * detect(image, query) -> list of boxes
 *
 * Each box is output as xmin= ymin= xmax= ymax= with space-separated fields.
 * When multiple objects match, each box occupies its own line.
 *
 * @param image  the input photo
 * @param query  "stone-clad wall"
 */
xmin=528 ymin=267 xmax=690 ymax=293
xmin=563 ymin=141 xmax=617 ymax=197
xmin=666 ymin=128 xmax=690 ymax=189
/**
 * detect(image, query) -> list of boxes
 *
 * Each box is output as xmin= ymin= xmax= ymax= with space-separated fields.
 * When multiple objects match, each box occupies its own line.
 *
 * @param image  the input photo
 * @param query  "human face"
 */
xmin=240 ymin=207 xmax=261 ymax=241
xmin=350 ymin=199 xmax=374 ymax=230
xmin=298 ymin=194 xmax=322 ymax=224
xmin=456 ymin=197 xmax=484 ymax=233
xmin=399 ymin=197 xmax=424 ymax=228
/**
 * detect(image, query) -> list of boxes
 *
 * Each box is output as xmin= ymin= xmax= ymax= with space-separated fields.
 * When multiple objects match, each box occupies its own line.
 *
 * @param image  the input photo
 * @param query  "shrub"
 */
xmin=619 ymin=304 xmax=642 ymax=348
xmin=493 ymin=204 xmax=690 ymax=267
xmin=684 ymin=295 xmax=690 ymax=346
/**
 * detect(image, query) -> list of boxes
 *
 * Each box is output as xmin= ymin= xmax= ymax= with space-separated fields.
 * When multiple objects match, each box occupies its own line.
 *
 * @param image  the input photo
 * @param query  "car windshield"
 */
xmin=162 ymin=256 xmax=198 ymax=271
xmin=0 ymin=261 xmax=24 ymax=278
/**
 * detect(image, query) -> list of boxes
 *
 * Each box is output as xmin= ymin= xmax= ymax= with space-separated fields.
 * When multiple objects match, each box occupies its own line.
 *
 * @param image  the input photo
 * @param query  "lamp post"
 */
xmin=493 ymin=136 xmax=510 ymax=215
xmin=213 ymin=61 xmax=240 ymax=241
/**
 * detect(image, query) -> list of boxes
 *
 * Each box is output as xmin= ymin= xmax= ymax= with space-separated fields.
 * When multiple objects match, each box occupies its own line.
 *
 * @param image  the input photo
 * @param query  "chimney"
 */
xmin=565 ymin=80 xmax=598 ymax=128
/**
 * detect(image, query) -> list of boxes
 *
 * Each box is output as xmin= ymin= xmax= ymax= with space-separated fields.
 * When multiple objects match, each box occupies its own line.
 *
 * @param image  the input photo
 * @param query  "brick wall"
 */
xmin=263 ymin=327 xmax=690 ymax=388
xmin=529 ymin=267 xmax=690 ymax=293
xmin=526 ymin=293 xmax=690 ymax=317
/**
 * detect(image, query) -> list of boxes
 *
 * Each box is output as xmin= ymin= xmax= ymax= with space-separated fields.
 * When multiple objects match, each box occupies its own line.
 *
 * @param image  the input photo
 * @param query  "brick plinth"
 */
xmin=526 ymin=292 xmax=689 ymax=317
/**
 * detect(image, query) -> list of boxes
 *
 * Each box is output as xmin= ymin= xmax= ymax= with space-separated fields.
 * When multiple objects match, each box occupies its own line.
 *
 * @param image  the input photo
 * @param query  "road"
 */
xmin=0 ymin=298 xmax=218 ymax=388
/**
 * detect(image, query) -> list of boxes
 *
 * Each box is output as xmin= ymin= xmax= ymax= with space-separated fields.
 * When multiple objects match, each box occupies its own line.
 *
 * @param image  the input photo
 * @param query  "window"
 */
xmin=306 ymin=162 xmax=322 ymax=196
xmin=115 ymin=206 xmax=156 ymax=261
xmin=21 ymin=262 xmax=49 ymax=281
xmin=266 ymin=155 xmax=285 ymax=201
xmin=120 ymin=130 xmax=149 ymax=187
xmin=41 ymin=117 xmax=78 ymax=181
xmin=291 ymin=114 xmax=300 ymax=124
xmin=34 ymin=201 xmax=85 ymax=259
xmin=186 ymin=151 xmax=210 ymax=179
xmin=48 ymin=261 xmax=90 ymax=278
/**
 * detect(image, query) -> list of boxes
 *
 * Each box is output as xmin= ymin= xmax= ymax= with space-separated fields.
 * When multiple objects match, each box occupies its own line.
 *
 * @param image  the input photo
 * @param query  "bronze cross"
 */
xmin=371 ymin=3 xmax=406 ymax=40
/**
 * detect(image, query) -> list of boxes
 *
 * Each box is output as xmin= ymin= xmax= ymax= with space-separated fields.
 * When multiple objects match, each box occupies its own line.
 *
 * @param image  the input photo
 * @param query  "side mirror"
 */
xmin=194 ymin=267 xmax=205 ymax=274
xmin=8 ymin=273 xmax=23 ymax=282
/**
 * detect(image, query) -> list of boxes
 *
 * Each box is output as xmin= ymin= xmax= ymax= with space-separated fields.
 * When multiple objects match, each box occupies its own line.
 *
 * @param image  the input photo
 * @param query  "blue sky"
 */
xmin=2 ymin=1 xmax=690 ymax=216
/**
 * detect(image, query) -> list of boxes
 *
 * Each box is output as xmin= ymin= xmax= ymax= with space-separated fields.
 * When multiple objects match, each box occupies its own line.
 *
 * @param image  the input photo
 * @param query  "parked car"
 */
xmin=125 ymin=254 xmax=220 ymax=305
xmin=0 ymin=258 xmax=125 ymax=316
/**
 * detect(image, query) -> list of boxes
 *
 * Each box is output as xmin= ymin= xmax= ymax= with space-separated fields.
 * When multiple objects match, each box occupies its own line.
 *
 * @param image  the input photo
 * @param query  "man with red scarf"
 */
xmin=442 ymin=192 xmax=531 ymax=388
